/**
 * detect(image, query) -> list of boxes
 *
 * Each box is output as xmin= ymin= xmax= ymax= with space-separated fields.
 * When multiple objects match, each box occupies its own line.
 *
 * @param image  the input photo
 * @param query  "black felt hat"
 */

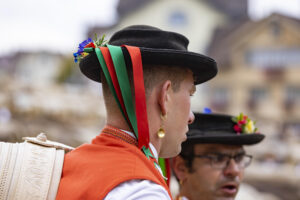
xmin=79 ymin=25 xmax=217 ymax=85
xmin=186 ymin=113 xmax=265 ymax=145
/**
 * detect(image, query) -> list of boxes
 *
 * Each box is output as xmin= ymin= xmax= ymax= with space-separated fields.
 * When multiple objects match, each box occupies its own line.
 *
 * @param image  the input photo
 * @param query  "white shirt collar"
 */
xmin=121 ymin=129 xmax=158 ymax=161
xmin=121 ymin=129 xmax=166 ymax=179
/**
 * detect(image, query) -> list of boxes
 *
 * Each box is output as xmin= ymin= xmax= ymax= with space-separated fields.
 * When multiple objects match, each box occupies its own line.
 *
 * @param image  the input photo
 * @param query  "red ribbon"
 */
xmin=123 ymin=45 xmax=150 ymax=149
xmin=165 ymin=159 xmax=171 ymax=186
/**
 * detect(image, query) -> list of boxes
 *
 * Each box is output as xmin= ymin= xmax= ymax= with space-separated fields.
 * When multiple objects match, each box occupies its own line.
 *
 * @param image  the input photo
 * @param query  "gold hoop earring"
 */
xmin=157 ymin=114 xmax=166 ymax=138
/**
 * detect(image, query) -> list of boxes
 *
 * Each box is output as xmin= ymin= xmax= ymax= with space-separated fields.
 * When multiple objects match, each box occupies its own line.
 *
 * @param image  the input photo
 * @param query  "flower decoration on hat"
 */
xmin=232 ymin=113 xmax=258 ymax=135
xmin=73 ymin=34 xmax=107 ymax=63
xmin=203 ymin=107 xmax=212 ymax=114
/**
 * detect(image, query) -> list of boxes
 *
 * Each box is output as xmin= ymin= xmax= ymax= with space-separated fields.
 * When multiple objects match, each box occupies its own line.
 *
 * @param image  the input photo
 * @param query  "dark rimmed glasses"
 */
xmin=194 ymin=153 xmax=253 ymax=169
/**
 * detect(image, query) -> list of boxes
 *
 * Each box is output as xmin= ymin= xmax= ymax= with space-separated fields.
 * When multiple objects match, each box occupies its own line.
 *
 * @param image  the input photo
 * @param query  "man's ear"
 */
xmin=158 ymin=80 xmax=172 ymax=116
xmin=173 ymin=156 xmax=189 ymax=181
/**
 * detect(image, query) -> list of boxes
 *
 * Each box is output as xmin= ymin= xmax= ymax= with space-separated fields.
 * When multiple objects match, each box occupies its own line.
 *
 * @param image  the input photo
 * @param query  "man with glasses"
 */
xmin=173 ymin=112 xmax=265 ymax=200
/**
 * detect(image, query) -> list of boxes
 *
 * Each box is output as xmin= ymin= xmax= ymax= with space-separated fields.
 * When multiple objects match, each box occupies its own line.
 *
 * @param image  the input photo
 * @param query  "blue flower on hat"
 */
xmin=203 ymin=107 xmax=212 ymax=114
xmin=73 ymin=38 xmax=93 ymax=63
xmin=78 ymin=38 xmax=92 ymax=52
xmin=73 ymin=35 xmax=107 ymax=63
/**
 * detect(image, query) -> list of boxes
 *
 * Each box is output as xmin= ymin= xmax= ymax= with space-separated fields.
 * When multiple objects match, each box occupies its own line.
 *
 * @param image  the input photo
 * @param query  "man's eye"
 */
xmin=234 ymin=154 xmax=245 ymax=163
xmin=213 ymin=155 xmax=226 ymax=163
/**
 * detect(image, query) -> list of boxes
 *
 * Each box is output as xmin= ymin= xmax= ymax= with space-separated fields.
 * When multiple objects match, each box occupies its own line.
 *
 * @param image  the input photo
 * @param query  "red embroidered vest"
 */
xmin=56 ymin=126 xmax=172 ymax=199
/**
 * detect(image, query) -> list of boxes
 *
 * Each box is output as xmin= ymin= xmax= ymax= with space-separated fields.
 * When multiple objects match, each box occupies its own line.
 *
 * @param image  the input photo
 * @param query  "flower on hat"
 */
xmin=73 ymin=34 xmax=107 ymax=63
xmin=233 ymin=124 xmax=242 ymax=134
xmin=232 ymin=113 xmax=258 ymax=134
xmin=73 ymin=38 xmax=93 ymax=63
xmin=203 ymin=107 xmax=212 ymax=114
xmin=245 ymin=120 xmax=255 ymax=133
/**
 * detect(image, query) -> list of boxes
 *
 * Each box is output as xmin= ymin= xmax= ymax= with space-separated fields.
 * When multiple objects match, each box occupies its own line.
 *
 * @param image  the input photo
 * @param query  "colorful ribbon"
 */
xmin=107 ymin=45 xmax=138 ymax=138
xmin=84 ymin=44 xmax=150 ymax=152
xmin=100 ymin=47 xmax=131 ymax=129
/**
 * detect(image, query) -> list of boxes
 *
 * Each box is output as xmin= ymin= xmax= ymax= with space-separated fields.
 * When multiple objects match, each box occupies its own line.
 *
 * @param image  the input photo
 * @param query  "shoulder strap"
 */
xmin=0 ymin=133 xmax=73 ymax=200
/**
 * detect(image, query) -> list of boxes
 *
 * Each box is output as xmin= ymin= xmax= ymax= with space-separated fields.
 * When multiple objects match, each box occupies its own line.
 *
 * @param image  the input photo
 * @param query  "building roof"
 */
xmin=117 ymin=0 xmax=153 ymax=18
xmin=117 ymin=0 xmax=248 ymax=21
xmin=207 ymin=13 xmax=300 ymax=67
xmin=206 ymin=0 xmax=248 ymax=21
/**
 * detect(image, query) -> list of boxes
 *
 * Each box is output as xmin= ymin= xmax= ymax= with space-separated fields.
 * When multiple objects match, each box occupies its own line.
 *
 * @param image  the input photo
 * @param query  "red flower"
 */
xmin=234 ymin=124 xmax=242 ymax=133
xmin=238 ymin=120 xmax=246 ymax=125
xmin=85 ymin=42 xmax=96 ymax=48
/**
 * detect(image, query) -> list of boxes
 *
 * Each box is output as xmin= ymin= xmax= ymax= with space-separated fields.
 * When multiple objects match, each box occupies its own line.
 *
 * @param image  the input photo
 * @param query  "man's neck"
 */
xmin=106 ymin=111 xmax=162 ymax=157
xmin=106 ymin=115 xmax=132 ymax=132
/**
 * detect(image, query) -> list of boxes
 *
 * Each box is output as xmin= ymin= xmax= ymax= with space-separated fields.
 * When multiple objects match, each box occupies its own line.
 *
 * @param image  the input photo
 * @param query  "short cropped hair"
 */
xmin=173 ymin=142 xmax=196 ymax=182
xmin=101 ymin=64 xmax=191 ymax=109
xmin=180 ymin=142 xmax=196 ymax=173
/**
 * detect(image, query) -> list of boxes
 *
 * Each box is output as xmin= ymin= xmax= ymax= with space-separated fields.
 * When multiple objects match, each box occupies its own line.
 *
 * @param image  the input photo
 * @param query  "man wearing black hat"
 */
xmin=56 ymin=25 xmax=217 ymax=199
xmin=173 ymin=112 xmax=265 ymax=200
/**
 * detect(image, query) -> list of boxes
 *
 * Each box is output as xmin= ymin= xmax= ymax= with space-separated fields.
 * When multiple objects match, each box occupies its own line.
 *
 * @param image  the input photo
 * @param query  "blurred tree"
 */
xmin=56 ymin=56 xmax=74 ymax=84
xmin=56 ymin=56 xmax=85 ymax=85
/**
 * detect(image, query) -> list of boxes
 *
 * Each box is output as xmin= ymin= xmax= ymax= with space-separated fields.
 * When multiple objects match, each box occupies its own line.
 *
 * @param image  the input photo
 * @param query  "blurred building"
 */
xmin=90 ymin=0 xmax=248 ymax=54
xmin=208 ymin=13 xmax=300 ymax=138
xmin=15 ymin=52 xmax=64 ymax=86
xmin=0 ymin=51 xmax=106 ymax=146
xmin=0 ymin=51 xmax=65 ymax=84
xmin=115 ymin=0 xmax=248 ymax=53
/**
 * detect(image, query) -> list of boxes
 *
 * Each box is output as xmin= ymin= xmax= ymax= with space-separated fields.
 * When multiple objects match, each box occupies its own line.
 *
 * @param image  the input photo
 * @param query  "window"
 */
xmin=285 ymin=87 xmax=300 ymax=110
xmin=282 ymin=122 xmax=300 ymax=141
xmin=211 ymin=88 xmax=229 ymax=110
xmin=270 ymin=20 xmax=281 ymax=37
xmin=246 ymin=48 xmax=300 ymax=67
xmin=286 ymin=87 xmax=300 ymax=102
xmin=248 ymin=88 xmax=268 ymax=109
xmin=168 ymin=11 xmax=187 ymax=27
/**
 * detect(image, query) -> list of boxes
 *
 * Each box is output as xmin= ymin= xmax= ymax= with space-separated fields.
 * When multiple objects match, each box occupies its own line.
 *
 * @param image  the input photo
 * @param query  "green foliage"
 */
xmin=94 ymin=34 xmax=107 ymax=47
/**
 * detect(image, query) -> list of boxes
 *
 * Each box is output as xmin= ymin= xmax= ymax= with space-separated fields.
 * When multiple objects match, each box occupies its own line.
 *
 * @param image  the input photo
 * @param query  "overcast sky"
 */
xmin=0 ymin=0 xmax=118 ymax=56
xmin=0 ymin=0 xmax=299 ymax=56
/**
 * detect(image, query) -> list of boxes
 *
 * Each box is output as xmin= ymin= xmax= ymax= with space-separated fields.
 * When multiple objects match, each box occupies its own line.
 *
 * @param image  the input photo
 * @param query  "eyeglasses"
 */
xmin=194 ymin=153 xmax=252 ymax=169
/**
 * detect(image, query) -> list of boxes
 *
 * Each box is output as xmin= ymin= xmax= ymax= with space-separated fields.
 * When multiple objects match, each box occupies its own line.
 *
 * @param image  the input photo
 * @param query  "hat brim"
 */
xmin=79 ymin=47 xmax=217 ymax=85
xmin=186 ymin=130 xmax=265 ymax=145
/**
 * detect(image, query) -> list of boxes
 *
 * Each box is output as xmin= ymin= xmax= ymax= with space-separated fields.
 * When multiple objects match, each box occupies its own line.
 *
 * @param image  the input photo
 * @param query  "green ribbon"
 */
xmin=107 ymin=45 xmax=138 ymax=138
xmin=158 ymin=158 xmax=166 ymax=177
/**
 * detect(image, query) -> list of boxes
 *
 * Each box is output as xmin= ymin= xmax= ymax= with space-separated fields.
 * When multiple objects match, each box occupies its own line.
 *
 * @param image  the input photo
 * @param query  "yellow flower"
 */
xmin=81 ymin=52 xmax=89 ymax=58
xmin=245 ymin=120 xmax=255 ymax=133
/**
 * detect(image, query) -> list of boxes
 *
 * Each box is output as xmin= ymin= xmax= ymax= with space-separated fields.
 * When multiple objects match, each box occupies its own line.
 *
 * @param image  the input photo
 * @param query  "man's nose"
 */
xmin=188 ymin=110 xmax=195 ymax=124
xmin=223 ymin=159 xmax=242 ymax=177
